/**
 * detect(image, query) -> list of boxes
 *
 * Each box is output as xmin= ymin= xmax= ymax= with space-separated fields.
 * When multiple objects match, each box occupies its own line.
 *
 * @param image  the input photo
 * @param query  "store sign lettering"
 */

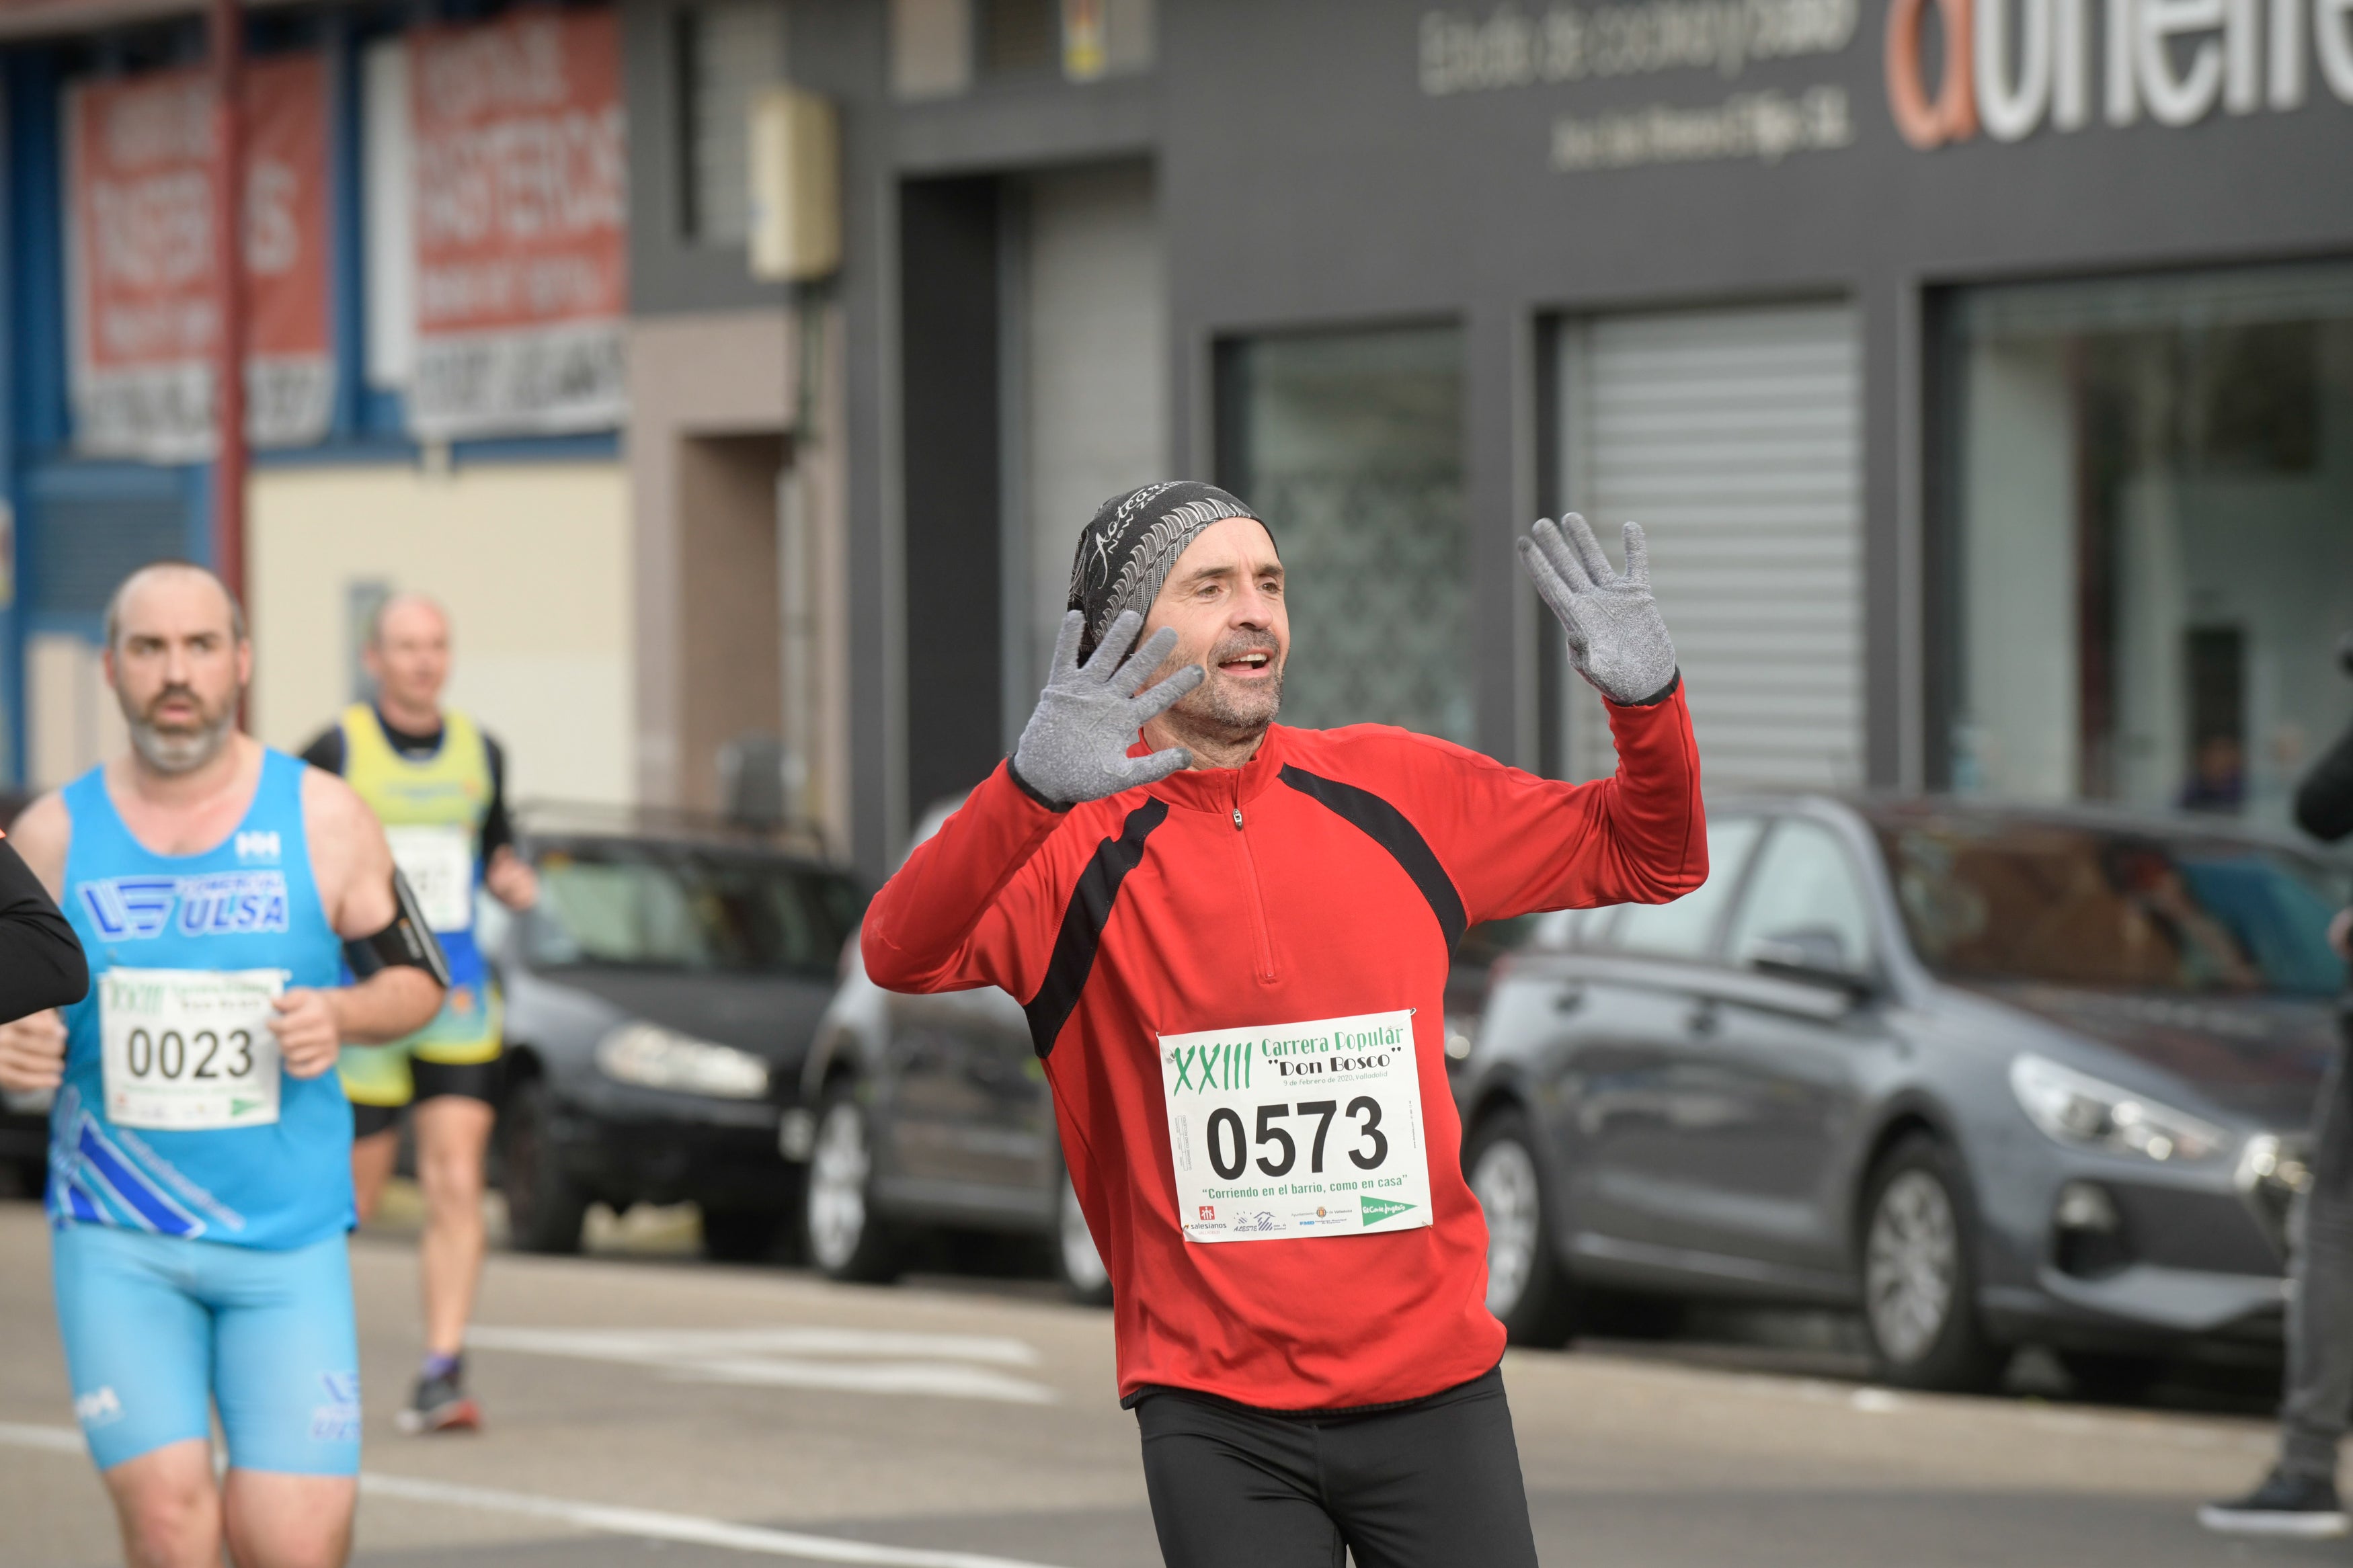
xmin=1887 ymin=0 xmax=2353 ymax=146
xmin=1421 ymin=0 xmax=1860 ymax=93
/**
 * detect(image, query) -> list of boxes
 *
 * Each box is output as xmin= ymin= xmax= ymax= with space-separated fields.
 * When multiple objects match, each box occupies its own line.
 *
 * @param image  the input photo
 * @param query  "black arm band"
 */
xmin=344 ymin=870 xmax=452 ymax=989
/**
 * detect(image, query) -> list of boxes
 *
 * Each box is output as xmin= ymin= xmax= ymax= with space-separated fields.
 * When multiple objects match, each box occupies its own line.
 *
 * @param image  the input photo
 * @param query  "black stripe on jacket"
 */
xmin=1277 ymin=764 xmax=1468 ymax=950
xmin=1024 ymin=798 xmax=1170 ymax=1059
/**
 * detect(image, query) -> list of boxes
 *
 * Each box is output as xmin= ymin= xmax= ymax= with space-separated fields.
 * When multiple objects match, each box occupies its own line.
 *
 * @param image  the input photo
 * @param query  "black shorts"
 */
xmin=350 ymin=1057 xmax=503 ymax=1139
xmin=1133 ymin=1364 xmax=1540 ymax=1568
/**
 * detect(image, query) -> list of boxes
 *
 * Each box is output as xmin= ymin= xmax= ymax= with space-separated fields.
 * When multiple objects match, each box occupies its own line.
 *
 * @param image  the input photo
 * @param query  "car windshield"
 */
xmin=524 ymin=842 xmax=863 ymax=977
xmin=1875 ymin=815 xmax=2348 ymax=999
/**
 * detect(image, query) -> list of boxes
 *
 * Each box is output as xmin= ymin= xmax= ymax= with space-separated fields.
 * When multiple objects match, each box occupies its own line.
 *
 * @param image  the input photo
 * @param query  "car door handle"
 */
xmin=1687 ymin=999 xmax=1720 ymax=1036
xmin=1553 ymin=985 xmax=1587 ymax=1014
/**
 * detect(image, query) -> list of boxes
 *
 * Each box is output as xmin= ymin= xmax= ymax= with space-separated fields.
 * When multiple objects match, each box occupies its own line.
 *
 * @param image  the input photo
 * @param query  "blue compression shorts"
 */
xmin=50 ymin=1225 xmax=362 ymax=1475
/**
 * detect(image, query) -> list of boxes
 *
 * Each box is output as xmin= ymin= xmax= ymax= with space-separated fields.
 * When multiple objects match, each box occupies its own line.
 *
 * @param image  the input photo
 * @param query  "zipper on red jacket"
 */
xmin=1230 ymin=788 xmax=1279 ymax=984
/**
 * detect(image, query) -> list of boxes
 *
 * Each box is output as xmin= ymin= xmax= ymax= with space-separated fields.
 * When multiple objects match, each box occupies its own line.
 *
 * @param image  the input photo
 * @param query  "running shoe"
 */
xmin=2198 ymin=1469 xmax=2348 ymax=1537
xmin=394 ymin=1360 xmax=481 ymax=1435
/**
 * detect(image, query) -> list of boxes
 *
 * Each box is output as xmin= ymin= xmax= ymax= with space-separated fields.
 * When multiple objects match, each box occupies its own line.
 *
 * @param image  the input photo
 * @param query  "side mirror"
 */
xmin=1749 ymin=927 xmax=1874 ymax=998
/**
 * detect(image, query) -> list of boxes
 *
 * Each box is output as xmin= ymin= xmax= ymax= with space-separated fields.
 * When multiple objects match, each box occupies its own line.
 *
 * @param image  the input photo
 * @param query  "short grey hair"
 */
xmin=103 ymin=561 xmax=248 ymax=653
xmin=365 ymin=590 xmax=448 ymax=649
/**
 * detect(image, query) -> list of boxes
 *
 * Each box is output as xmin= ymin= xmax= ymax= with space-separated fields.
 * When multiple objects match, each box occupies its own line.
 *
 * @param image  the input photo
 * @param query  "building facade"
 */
xmin=0 ymin=2 xmax=637 ymax=806
xmin=709 ymin=0 xmax=2350 ymax=875
xmin=4 ymin=0 xmax=2348 ymax=881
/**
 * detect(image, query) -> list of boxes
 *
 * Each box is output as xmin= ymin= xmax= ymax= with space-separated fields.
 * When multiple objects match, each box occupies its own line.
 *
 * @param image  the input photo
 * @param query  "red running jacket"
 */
xmin=863 ymin=686 xmax=1706 ymax=1411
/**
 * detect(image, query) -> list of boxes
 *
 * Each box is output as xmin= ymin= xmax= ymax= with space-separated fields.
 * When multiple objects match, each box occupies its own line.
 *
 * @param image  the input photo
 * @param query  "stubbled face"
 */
xmin=366 ymin=597 xmax=452 ymax=716
xmin=106 ymin=567 xmax=249 ymax=775
xmin=1141 ymin=515 xmax=1287 ymax=735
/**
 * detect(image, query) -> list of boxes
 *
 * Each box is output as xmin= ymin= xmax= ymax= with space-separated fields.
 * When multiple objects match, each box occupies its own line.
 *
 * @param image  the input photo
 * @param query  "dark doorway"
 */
xmin=899 ymin=176 xmax=1006 ymax=821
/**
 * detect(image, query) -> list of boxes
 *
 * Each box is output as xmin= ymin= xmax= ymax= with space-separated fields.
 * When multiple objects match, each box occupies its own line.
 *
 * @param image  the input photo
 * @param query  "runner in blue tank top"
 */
xmin=0 ymin=563 xmax=446 ymax=1568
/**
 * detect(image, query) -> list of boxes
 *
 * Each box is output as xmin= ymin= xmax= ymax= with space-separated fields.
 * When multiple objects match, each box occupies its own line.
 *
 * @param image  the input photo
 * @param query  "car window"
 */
xmin=1599 ymin=817 xmax=1763 ymax=961
xmin=1724 ymin=819 xmax=1875 ymax=973
xmin=1875 ymin=816 xmax=2348 ymax=998
xmin=526 ymin=843 xmax=864 ymax=977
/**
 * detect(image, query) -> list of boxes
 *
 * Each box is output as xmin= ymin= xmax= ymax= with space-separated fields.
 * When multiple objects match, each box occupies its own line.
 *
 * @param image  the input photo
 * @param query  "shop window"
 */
xmin=678 ymin=1 xmax=787 ymax=246
xmin=1215 ymin=325 xmax=1472 ymax=744
xmin=1942 ymin=263 xmax=2353 ymax=829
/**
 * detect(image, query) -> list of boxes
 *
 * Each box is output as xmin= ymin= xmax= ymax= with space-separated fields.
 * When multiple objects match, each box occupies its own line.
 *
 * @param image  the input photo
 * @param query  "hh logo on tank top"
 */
xmin=79 ymin=874 xmax=291 ymax=940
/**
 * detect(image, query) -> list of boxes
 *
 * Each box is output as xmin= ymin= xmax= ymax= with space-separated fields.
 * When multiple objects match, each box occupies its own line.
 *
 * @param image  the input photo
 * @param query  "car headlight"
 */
xmin=595 ymin=1023 xmax=770 ymax=1100
xmin=2007 ymin=1052 xmax=2226 ymax=1165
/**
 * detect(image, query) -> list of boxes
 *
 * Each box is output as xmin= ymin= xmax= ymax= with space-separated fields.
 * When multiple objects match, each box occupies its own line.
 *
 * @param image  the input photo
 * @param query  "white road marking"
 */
xmin=469 ymin=1327 xmax=1043 ymax=1366
xmin=466 ymin=1326 xmax=1058 ymax=1405
xmin=0 ymin=1421 xmax=81 ymax=1453
xmin=0 ymin=1423 xmax=1074 ymax=1568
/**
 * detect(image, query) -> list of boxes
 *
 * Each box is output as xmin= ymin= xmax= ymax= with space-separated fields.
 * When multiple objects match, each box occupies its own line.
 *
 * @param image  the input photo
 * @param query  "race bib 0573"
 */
xmin=1159 ymin=1009 xmax=1432 ymax=1243
xmin=99 ymin=967 xmax=287 ymax=1130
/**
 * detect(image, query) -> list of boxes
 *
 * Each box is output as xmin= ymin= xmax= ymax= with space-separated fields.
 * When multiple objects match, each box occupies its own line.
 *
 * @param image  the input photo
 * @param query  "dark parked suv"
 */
xmin=1457 ymin=796 xmax=2347 ymax=1393
xmin=491 ymin=807 xmax=863 ymax=1260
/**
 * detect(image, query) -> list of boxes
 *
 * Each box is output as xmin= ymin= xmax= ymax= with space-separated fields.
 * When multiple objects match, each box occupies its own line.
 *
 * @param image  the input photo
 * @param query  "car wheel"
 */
xmin=1466 ymin=1108 xmax=1579 ymax=1348
xmin=700 ymin=1205 xmax=791 ymax=1264
xmin=804 ymin=1087 xmax=902 ymax=1282
xmin=1859 ymin=1136 xmax=2005 ymax=1392
xmin=1055 ymin=1174 xmax=1112 ymax=1307
xmin=500 ymin=1075 xmax=588 ymax=1255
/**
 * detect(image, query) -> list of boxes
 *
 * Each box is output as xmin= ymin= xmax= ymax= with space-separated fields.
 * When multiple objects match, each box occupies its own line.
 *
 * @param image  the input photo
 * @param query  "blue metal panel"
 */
xmin=23 ymin=462 xmax=196 ymax=618
xmin=6 ymin=48 xmax=65 ymax=458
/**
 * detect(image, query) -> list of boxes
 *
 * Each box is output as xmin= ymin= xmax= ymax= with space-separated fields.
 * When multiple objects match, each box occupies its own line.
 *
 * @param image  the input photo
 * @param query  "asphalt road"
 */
xmin=1 ymin=1192 xmax=2347 ymax=1568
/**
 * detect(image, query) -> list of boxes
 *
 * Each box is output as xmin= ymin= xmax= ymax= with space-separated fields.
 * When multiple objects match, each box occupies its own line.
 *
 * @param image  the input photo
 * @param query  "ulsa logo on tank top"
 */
xmin=80 ymin=874 xmax=291 ymax=939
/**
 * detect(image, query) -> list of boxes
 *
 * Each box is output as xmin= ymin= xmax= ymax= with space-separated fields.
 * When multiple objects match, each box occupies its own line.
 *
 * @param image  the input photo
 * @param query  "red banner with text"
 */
xmin=66 ymin=54 xmax=332 ymax=461
xmin=408 ymin=7 xmax=629 ymax=439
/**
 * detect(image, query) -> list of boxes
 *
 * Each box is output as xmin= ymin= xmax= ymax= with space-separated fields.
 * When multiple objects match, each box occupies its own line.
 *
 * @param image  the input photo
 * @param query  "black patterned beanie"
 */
xmin=1067 ymin=481 xmax=1269 ymax=662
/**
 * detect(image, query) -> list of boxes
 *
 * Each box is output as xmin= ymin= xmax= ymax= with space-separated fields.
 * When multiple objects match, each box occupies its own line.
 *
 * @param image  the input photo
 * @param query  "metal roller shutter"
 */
xmin=1558 ymin=300 xmax=1864 ymax=791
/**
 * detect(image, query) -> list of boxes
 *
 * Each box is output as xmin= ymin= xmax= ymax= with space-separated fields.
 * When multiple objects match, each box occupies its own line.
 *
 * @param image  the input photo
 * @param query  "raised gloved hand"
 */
xmin=1517 ymin=514 xmax=1678 ymax=705
xmin=1012 ymin=610 xmax=1205 ymax=807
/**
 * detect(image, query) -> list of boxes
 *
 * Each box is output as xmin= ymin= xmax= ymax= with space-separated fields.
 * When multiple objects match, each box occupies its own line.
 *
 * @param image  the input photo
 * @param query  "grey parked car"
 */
xmin=781 ymin=798 xmax=1114 ymax=1301
xmin=491 ymin=808 xmax=863 ymax=1261
xmin=1457 ymin=796 xmax=2348 ymax=1394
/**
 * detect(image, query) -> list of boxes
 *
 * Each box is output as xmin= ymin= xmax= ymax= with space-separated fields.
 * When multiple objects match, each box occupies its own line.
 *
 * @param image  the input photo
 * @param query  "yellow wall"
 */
xmin=249 ymin=462 xmax=635 ymax=805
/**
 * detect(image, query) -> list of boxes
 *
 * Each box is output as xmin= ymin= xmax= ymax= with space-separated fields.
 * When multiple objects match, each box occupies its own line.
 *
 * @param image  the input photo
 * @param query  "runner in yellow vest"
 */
xmin=301 ymin=593 xmax=537 ymax=1435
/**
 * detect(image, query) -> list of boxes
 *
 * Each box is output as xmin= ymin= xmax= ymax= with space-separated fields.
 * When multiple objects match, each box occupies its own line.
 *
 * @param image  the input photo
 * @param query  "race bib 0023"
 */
xmin=1159 ymin=1009 xmax=1432 ymax=1243
xmin=99 ymin=967 xmax=287 ymax=1130
xmin=385 ymin=825 xmax=474 ymax=933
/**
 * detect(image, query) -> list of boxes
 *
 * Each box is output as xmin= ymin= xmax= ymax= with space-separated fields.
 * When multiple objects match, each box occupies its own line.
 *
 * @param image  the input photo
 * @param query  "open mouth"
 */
xmin=1217 ymin=652 xmax=1274 ymax=677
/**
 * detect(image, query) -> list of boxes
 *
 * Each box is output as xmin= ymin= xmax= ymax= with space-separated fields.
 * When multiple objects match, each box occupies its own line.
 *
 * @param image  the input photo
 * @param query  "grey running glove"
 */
xmin=1011 ymin=610 xmax=1205 ymax=807
xmin=1517 ymin=515 xmax=1679 ymax=705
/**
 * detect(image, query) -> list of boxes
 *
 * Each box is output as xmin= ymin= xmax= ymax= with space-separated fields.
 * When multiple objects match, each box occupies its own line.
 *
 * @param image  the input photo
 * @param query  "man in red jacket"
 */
xmin=865 ymin=481 xmax=1705 ymax=1567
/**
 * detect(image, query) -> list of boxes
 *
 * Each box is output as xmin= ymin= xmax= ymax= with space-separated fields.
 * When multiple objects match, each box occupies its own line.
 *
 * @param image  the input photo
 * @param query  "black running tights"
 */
xmin=1134 ymin=1366 xmax=1542 ymax=1568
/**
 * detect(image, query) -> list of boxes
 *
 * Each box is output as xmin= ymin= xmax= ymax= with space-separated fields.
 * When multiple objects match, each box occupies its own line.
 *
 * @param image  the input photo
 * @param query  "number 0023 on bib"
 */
xmin=100 ymin=968 xmax=288 ymax=1130
xmin=1159 ymin=1009 xmax=1431 ymax=1243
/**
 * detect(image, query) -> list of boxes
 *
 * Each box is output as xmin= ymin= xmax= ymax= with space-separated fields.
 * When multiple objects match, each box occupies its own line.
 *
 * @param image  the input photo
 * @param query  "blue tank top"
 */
xmin=48 ymin=749 xmax=353 ymax=1249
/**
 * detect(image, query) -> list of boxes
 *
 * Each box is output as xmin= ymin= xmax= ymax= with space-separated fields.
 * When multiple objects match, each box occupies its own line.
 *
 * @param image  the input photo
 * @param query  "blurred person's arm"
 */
xmin=0 ymin=794 xmax=75 ymax=1089
xmin=479 ymin=732 xmax=535 ymax=909
xmin=2296 ymin=718 xmax=2353 ymax=843
xmin=0 ymin=796 xmax=83 ymax=1024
